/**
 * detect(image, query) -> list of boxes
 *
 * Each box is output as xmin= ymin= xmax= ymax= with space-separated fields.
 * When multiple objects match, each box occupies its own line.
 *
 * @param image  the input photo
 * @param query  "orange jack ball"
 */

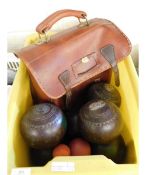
xmin=52 ymin=144 xmax=71 ymax=157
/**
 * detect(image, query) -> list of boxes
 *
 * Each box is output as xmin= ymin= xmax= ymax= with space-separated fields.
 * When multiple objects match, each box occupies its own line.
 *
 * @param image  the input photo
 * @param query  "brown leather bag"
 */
xmin=15 ymin=9 xmax=131 ymax=109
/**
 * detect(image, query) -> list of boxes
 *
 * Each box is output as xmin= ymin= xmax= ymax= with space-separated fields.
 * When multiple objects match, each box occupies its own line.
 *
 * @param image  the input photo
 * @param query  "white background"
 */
xmin=0 ymin=0 xmax=146 ymax=175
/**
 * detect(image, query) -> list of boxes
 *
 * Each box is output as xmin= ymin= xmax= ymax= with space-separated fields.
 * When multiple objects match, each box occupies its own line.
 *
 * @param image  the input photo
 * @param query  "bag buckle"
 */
xmin=78 ymin=15 xmax=89 ymax=26
xmin=37 ymin=31 xmax=50 ymax=44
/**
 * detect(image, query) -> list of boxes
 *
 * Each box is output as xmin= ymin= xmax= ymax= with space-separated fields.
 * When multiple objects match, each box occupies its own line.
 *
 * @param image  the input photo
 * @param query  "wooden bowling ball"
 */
xmin=21 ymin=103 xmax=67 ymax=149
xmin=92 ymin=136 xmax=127 ymax=163
xmin=87 ymin=83 xmax=121 ymax=107
xmin=30 ymin=148 xmax=52 ymax=166
xmin=79 ymin=100 xmax=123 ymax=144
xmin=66 ymin=109 xmax=80 ymax=140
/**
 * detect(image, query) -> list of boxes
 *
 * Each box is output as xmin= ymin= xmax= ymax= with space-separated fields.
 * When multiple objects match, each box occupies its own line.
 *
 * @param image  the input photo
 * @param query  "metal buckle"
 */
xmin=78 ymin=15 xmax=89 ymax=26
xmin=37 ymin=30 xmax=50 ymax=44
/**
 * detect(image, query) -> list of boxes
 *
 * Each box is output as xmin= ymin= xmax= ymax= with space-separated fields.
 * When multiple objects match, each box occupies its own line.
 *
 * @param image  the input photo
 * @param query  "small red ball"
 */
xmin=69 ymin=138 xmax=91 ymax=156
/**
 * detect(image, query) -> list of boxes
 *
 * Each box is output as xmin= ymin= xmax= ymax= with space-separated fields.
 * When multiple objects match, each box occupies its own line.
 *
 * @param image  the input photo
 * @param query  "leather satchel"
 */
xmin=15 ymin=9 xmax=131 ymax=109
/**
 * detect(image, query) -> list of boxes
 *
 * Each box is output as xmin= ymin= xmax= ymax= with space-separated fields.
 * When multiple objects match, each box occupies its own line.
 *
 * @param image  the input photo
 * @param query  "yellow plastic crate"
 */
xmin=8 ymin=33 xmax=138 ymax=175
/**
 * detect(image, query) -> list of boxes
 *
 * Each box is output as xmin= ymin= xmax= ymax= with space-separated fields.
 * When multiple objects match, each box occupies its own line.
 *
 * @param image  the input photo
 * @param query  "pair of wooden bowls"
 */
xmin=21 ymin=82 xmax=123 ymax=149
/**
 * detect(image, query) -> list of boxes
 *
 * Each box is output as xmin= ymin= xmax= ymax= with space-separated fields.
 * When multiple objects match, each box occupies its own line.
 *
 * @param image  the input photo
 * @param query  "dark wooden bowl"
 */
xmin=87 ymin=83 xmax=121 ymax=107
xmin=66 ymin=110 xmax=80 ymax=140
xmin=92 ymin=136 xmax=127 ymax=163
xmin=21 ymin=103 xmax=67 ymax=149
xmin=30 ymin=148 xmax=52 ymax=166
xmin=79 ymin=100 xmax=123 ymax=144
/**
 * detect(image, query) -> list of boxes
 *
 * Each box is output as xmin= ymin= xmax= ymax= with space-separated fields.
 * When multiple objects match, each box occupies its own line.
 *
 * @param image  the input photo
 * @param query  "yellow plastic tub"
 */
xmin=8 ymin=33 xmax=138 ymax=175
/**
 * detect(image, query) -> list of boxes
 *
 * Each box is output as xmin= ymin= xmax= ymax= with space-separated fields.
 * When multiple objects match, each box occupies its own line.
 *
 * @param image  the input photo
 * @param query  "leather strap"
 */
xmin=100 ymin=44 xmax=120 ymax=86
xmin=58 ymin=70 xmax=72 ymax=109
xmin=112 ymin=66 xmax=120 ymax=86
xmin=36 ymin=9 xmax=87 ymax=34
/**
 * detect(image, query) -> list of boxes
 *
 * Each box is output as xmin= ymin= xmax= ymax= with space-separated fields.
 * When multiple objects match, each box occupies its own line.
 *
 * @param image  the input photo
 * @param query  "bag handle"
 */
xmin=36 ymin=9 xmax=87 ymax=34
